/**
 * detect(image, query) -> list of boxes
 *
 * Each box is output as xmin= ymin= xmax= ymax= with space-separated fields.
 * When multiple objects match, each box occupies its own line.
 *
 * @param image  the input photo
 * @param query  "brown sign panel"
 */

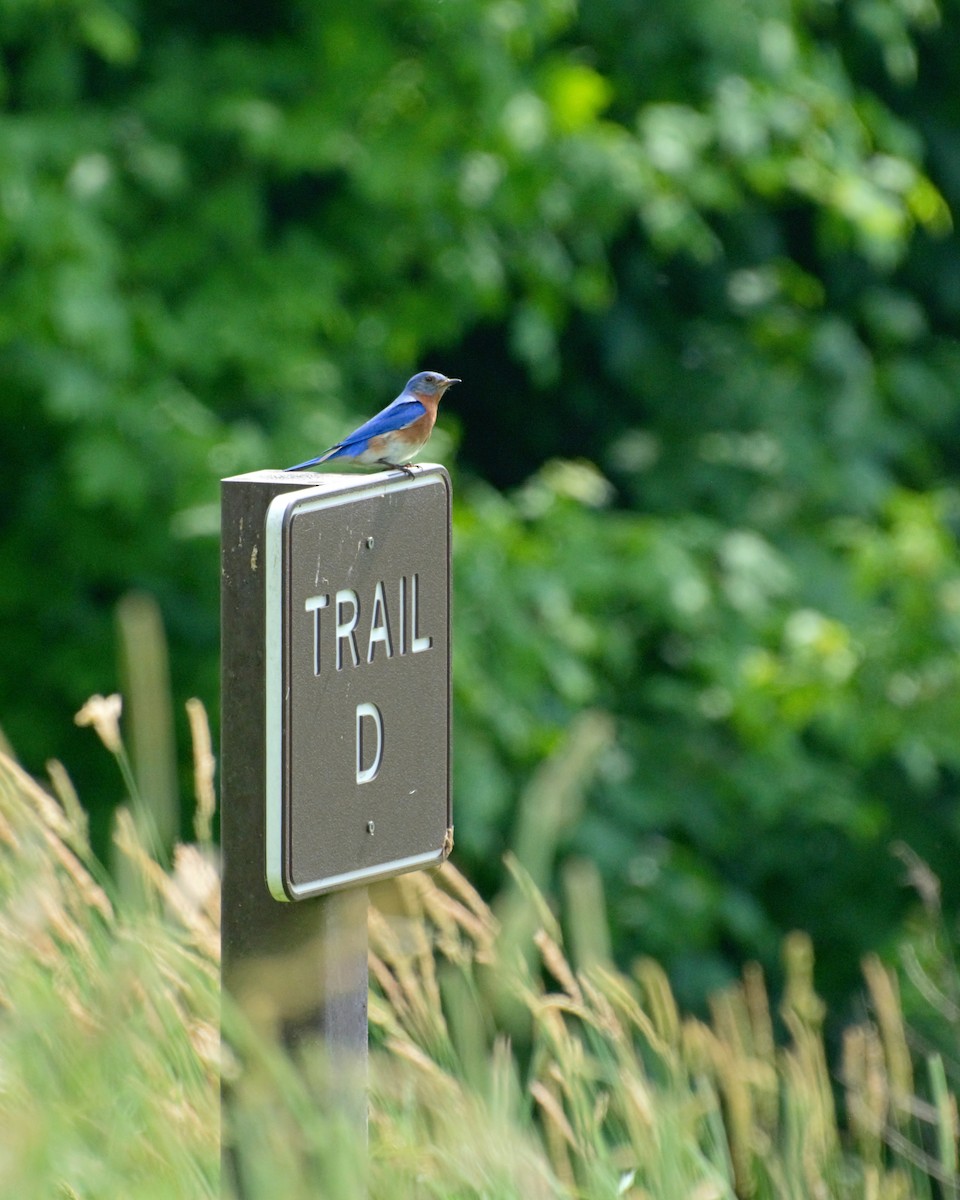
xmin=265 ymin=467 xmax=452 ymax=900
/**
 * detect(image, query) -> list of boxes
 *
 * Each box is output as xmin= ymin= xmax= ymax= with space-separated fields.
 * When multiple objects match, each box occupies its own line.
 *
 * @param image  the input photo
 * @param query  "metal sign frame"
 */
xmin=264 ymin=467 xmax=452 ymax=901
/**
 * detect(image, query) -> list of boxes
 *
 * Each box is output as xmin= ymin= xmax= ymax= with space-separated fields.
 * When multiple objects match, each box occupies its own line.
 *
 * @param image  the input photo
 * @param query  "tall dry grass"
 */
xmin=0 ymin=699 xmax=956 ymax=1198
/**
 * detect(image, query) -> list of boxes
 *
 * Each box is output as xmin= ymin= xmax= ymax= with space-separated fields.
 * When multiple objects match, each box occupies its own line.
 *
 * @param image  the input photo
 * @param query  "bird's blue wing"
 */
xmin=336 ymin=397 xmax=427 ymax=451
xmin=285 ymin=395 xmax=428 ymax=470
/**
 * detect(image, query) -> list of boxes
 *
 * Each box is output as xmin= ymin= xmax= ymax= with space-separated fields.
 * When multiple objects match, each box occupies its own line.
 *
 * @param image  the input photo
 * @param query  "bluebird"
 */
xmin=286 ymin=371 xmax=461 ymax=476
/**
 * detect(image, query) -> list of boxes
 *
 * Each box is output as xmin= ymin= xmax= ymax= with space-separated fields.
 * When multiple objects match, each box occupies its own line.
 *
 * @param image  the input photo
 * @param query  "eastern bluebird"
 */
xmin=286 ymin=371 xmax=461 ymax=475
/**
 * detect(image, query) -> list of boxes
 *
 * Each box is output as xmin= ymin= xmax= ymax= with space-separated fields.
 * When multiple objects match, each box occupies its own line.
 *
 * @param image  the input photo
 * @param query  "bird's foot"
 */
xmin=381 ymin=461 xmax=417 ymax=478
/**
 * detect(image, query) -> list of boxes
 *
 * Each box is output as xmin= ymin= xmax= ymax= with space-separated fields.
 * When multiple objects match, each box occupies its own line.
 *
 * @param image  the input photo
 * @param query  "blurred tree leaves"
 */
xmin=0 ymin=0 xmax=958 ymax=1009
xmin=453 ymin=468 xmax=960 ymax=1009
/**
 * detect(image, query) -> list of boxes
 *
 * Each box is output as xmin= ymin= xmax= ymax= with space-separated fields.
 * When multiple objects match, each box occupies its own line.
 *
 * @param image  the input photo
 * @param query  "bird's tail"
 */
xmin=285 ymin=445 xmax=341 ymax=472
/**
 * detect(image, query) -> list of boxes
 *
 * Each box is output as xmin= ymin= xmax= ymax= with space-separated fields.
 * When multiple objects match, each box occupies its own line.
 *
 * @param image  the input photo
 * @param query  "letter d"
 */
xmin=355 ymin=702 xmax=384 ymax=784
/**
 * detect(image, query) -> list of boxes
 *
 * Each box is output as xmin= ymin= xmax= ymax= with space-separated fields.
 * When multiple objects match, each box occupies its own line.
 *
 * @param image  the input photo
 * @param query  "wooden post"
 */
xmin=220 ymin=471 xmax=369 ymax=1196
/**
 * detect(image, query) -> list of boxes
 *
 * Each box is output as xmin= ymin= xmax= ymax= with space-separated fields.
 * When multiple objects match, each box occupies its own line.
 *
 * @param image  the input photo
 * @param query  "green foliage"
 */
xmin=1 ymin=0 xmax=959 ymax=1013
xmin=453 ymin=466 xmax=960 ymax=1006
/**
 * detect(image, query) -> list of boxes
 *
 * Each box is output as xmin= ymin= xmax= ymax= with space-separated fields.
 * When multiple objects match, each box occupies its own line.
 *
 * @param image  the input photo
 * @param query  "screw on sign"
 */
xmin=264 ymin=467 xmax=453 ymax=901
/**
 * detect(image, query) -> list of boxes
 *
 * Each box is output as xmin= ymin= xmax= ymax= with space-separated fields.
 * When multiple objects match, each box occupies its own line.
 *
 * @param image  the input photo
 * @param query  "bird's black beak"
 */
xmin=443 ymin=377 xmax=462 ymax=389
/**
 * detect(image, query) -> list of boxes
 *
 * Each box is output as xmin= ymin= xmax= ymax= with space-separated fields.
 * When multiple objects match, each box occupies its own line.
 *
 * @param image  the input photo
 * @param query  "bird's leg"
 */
xmin=380 ymin=460 xmax=417 ymax=478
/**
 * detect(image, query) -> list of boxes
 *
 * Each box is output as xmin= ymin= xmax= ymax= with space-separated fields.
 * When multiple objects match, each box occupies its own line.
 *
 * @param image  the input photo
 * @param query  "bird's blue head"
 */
xmin=405 ymin=371 xmax=461 ymax=399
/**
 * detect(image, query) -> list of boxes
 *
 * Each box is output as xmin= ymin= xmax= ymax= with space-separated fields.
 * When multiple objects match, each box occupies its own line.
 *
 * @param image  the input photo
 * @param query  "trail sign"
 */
xmin=264 ymin=466 xmax=452 ymax=901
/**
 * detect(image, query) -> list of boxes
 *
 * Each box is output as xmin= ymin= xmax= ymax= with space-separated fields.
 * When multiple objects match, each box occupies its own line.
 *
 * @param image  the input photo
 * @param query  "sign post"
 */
xmin=264 ymin=468 xmax=453 ymax=898
xmin=220 ymin=465 xmax=452 ymax=1192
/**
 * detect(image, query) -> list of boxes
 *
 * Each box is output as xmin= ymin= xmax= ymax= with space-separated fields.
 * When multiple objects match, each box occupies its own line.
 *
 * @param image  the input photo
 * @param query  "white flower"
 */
xmin=74 ymin=693 xmax=123 ymax=755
